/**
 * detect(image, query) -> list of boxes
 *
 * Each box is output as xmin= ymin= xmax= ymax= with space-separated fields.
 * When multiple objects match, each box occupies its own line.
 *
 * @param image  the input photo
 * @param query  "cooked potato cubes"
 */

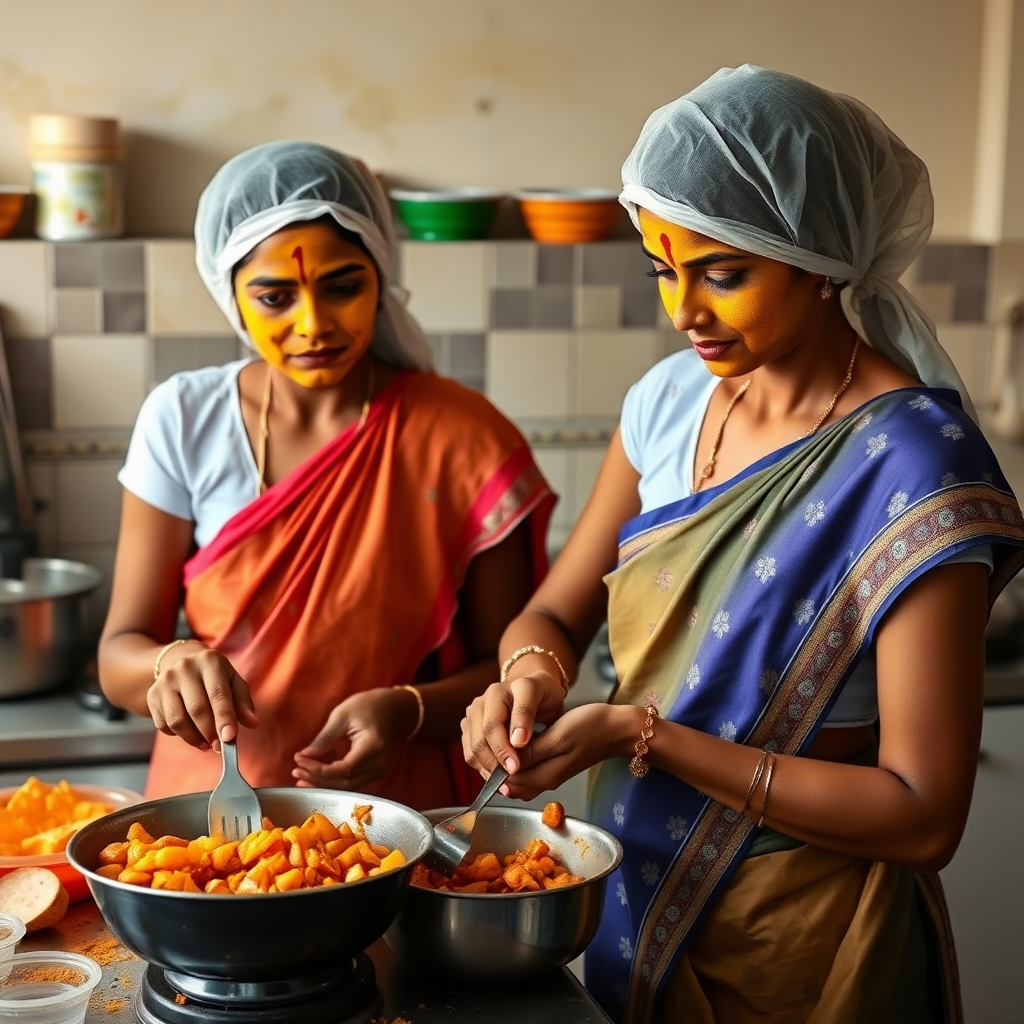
xmin=0 ymin=777 xmax=115 ymax=856
xmin=97 ymin=806 xmax=405 ymax=894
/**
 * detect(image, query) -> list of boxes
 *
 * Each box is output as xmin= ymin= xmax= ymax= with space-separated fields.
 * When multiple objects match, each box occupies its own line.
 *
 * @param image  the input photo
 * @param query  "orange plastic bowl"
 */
xmin=0 ymin=187 xmax=30 ymax=239
xmin=0 ymin=784 xmax=144 ymax=903
xmin=515 ymin=189 xmax=620 ymax=244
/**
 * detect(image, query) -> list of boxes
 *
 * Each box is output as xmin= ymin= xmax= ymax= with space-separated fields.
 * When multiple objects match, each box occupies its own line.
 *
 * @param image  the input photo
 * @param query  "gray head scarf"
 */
xmin=194 ymin=141 xmax=433 ymax=370
xmin=619 ymin=64 xmax=972 ymax=416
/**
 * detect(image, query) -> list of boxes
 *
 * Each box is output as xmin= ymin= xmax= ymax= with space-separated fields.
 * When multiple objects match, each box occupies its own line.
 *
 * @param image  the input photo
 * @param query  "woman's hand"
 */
xmin=464 ymin=702 xmax=636 ymax=802
xmin=291 ymin=688 xmax=411 ymax=791
xmin=147 ymin=642 xmax=258 ymax=750
xmin=461 ymin=670 xmax=567 ymax=776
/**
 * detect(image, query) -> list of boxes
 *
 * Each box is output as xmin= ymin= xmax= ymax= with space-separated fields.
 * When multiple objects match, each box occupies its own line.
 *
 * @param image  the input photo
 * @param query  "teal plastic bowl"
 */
xmin=390 ymin=188 xmax=504 ymax=241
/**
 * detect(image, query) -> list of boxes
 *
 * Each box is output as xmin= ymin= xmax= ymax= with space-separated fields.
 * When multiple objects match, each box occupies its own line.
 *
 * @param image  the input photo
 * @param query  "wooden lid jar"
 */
xmin=29 ymin=114 xmax=124 ymax=240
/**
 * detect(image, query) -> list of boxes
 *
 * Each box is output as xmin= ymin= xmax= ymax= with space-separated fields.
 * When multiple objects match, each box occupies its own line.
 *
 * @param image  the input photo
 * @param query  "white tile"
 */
xmin=56 ymin=459 xmax=123 ymax=546
xmin=574 ymin=286 xmax=620 ymax=329
xmin=577 ymin=330 xmax=662 ymax=417
xmin=52 ymin=334 xmax=149 ymax=429
xmin=570 ymin=447 xmax=607 ymax=522
xmin=485 ymin=330 xmax=572 ymax=419
xmin=917 ymin=282 xmax=956 ymax=324
xmin=53 ymin=288 xmax=102 ymax=334
xmin=24 ymin=461 xmax=56 ymax=555
xmin=0 ymin=242 xmax=49 ymax=338
xmin=401 ymin=242 xmax=491 ymax=331
xmin=532 ymin=448 xmax=571 ymax=529
xmin=936 ymin=323 xmax=990 ymax=410
xmin=54 ymin=542 xmax=116 ymax=637
xmin=147 ymin=241 xmax=230 ymax=336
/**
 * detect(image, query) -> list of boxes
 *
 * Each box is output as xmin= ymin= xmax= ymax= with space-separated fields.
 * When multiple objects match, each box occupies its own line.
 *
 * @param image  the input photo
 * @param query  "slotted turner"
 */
xmin=208 ymin=739 xmax=262 ymax=841
xmin=422 ymin=765 xmax=509 ymax=877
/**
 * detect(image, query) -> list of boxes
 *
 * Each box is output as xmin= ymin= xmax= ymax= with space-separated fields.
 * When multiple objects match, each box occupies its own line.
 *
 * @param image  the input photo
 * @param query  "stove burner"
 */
xmin=134 ymin=955 xmax=381 ymax=1024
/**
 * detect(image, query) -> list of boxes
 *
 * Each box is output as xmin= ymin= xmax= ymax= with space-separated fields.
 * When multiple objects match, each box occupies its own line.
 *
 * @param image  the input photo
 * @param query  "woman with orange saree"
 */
xmin=99 ymin=142 xmax=554 ymax=810
xmin=462 ymin=67 xmax=1024 ymax=1023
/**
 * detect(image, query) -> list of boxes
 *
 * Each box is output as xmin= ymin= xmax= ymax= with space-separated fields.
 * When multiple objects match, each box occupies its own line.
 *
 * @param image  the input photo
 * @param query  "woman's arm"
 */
xmin=98 ymin=491 xmax=257 ymax=746
xmin=463 ymin=430 xmax=641 ymax=772
xmin=502 ymin=560 xmax=988 ymax=873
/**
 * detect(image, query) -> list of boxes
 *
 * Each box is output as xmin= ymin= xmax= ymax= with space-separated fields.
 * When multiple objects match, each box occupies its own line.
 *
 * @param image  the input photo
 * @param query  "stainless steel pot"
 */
xmin=66 ymin=788 xmax=432 ymax=981
xmin=0 ymin=558 xmax=102 ymax=698
xmin=385 ymin=805 xmax=623 ymax=978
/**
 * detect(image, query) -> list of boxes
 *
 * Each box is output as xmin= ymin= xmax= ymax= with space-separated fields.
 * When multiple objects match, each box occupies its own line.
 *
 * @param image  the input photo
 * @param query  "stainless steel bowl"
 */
xmin=66 ymin=788 xmax=432 ymax=981
xmin=385 ymin=805 xmax=622 ymax=978
xmin=0 ymin=557 xmax=102 ymax=698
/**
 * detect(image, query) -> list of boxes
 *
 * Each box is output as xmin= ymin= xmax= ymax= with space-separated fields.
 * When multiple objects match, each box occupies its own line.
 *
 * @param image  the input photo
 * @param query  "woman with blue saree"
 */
xmin=462 ymin=65 xmax=1024 ymax=1024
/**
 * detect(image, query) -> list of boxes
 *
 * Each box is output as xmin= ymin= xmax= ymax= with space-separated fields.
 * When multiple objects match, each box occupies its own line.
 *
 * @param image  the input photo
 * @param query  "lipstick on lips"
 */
xmin=691 ymin=339 xmax=734 ymax=361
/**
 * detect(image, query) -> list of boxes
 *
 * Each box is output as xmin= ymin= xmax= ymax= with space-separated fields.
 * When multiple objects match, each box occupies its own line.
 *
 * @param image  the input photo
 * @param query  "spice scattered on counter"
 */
xmin=105 ymin=997 xmax=128 ymax=1013
xmin=71 ymin=934 xmax=136 ymax=965
xmin=174 ymin=992 xmax=187 ymax=1005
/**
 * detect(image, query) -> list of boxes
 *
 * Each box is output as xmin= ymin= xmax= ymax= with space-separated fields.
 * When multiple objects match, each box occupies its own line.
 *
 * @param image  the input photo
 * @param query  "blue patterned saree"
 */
xmin=584 ymin=388 xmax=1024 ymax=1024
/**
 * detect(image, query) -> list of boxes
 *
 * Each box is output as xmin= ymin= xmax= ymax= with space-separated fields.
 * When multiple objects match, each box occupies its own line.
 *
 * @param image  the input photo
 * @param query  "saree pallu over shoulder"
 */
xmin=146 ymin=371 xmax=554 ymax=806
xmin=585 ymin=388 xmax=1024 ymax=1024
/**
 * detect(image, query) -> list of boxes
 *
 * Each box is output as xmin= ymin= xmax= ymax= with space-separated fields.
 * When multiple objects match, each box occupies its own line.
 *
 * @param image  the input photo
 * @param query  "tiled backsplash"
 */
xmin=0 ymin=238 xmax=1012 ymax=632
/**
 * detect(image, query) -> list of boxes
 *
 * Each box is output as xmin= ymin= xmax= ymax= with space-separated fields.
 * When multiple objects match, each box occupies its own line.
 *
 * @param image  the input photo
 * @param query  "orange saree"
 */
xmin=144 ymin=371 xmax=554 ymax=808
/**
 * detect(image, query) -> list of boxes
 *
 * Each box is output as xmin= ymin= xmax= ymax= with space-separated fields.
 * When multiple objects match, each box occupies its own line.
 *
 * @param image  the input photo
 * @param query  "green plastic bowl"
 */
xmin=390 ymin=188 xmax=504 ymax=241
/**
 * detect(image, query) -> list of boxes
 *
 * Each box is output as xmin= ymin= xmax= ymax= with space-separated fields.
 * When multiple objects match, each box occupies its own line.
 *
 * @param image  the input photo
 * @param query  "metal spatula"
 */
xmin=422 ymin=765 xmax=509 ymax=877
xmin=208 ymin=739 xmax=262 ymax=841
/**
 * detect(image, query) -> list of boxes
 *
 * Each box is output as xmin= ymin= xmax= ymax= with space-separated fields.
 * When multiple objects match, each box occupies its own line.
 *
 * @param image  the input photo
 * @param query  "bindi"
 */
xmin=290 ymin=246 xmax=307 ymax=284
xmin=659 ymin=233 xmax=675 ymax=267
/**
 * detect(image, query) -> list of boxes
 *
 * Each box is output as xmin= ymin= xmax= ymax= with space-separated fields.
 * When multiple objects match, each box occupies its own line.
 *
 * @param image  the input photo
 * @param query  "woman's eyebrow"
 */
xmin=244 ymin=263 xmax=367 ymax=288
xmin=640 ymin=245 xmax=745 ymax=268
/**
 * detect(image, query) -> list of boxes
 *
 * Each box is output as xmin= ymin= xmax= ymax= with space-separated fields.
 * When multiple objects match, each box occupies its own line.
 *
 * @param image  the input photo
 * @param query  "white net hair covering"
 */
xmin=195 ymin=141 xmax=433 ymax=370
xmin=620 ymin=64 xmax=973 ymax=415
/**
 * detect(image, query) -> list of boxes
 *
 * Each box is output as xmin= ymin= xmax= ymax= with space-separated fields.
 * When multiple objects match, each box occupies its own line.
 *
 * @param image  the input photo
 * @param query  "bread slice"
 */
xmin=0 ymin=867 xmax=69 ymax=931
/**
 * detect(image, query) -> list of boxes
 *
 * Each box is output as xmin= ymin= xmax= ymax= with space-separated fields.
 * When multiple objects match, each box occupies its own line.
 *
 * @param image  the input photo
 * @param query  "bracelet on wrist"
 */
xmin=499 ymin=645 xmax=570 ymax=698
xmin=152 ymin=638 xmax=191 ymax=683
xmin=627 ymin=703 xmax=659 ymax=779
xmin=394 ymin=684 xmax=424 ymax=740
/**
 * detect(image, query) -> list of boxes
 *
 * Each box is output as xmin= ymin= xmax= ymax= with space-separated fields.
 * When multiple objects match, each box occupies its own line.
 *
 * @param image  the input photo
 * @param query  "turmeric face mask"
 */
xmin=638 ymin=209 xmax=818 ymax=374
xmin=234 ymin=221 xmax=380 ymax=389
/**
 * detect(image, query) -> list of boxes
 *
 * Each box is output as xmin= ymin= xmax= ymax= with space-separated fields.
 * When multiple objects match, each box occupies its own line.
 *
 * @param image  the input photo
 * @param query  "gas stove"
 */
xmin=134 ymin=955 xmax=381 ymax=1024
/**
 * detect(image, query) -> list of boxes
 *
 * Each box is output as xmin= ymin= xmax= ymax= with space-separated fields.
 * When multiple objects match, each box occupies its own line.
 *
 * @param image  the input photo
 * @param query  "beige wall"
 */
xmin=0 ymin=0 xmax=982 ymax=239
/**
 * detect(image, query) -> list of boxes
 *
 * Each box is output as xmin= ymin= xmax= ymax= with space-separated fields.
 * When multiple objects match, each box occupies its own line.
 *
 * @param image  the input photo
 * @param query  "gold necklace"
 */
xmin=255 ymin=361 xmax=376 ymax=497
xmin=693 ymin=337 xmax=861 ymax=493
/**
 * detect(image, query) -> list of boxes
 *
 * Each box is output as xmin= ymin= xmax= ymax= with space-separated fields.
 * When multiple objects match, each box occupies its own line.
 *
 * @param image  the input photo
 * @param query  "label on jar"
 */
xmin=32 ymin=160 xmax=124 ymax=240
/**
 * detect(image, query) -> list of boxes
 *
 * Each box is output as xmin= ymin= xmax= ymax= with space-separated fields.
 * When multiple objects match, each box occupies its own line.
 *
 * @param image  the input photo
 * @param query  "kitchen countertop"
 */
xmin=19 ymin=899 xmax=614 ymax=1024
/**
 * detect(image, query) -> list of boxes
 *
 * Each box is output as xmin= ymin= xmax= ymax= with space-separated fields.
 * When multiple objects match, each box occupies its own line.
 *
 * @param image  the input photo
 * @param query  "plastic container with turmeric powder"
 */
xmin=0 ymin=950 xmax=101 ymax=1022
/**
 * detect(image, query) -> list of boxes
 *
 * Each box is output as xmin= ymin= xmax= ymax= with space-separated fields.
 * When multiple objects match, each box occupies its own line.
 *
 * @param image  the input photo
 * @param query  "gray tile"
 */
xmin=581 ymin=242 xmax=650 ymax=285
xmin=491 ymin=289 xmax=531 ymax=329
xmin=536 ymin=246 xmax=574 ymax=285
xmin=952 ymin=285 xmax=987 ymax=323
xmin=448 ymin=333 xmax=485 ymax=379
xmin=493 ymin=242 xmax=536 ymax=288
xmin=103 ymin=292 xmax=146 ymax=333
xmin=153 ymin=336 xmax=242 ymax=383
xmin=100 ymin=242 xmax=145 ymax=291
xmin=919 ymin=244 xmax=990 ymax=286
xmin=54 ymin=244 xmax=101 ymax=287
xmin=621 ymin=285 xmax=661 ymax=327
xmin=4 ymin=336 xmax=51 ymax=388
xmin=424 ymin=333 xmax=446 ymax=373
xmin=530 ymin=286 xmax=573 ymax=329
xmin=10 ymin=382 xmax=51 ymax=430
xmin=53 ymin=289 xmax=102 ymax=334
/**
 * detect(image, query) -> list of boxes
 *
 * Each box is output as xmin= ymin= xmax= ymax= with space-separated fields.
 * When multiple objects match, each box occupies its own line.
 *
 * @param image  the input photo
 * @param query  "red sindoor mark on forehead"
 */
xmin=290 ymin=246 xmax=307 ymax=285
xmin=659 ymin=233 xmax=676 ymax=267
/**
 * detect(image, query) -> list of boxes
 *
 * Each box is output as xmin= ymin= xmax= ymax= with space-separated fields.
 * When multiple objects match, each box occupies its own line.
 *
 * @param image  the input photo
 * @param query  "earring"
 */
xmin=820 ymin=278 xmax=834 ymax=301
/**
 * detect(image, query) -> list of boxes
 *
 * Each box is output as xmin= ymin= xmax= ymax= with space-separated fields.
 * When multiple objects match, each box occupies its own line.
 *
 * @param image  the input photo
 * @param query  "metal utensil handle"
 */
xmin=219 ymin=738 xmax=239 ymax=779
xmin=470 ymin=764 xmax=509 ymax=814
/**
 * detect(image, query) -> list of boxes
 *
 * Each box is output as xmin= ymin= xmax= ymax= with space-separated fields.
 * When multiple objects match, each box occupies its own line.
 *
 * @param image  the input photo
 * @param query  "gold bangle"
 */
xmin=153 ymin=638 xmax=190 ymax=683
xmin=627 ymin=703 xmax=658 ymax=779
xmin=395 ymin=684 xmax=424 ymax=740
xmin=741 ymin=749 xmax=770 ymax=817
xmin=499 ymin=645 xmax=570 ymax=697
xmin=757 ymin=753 xmax=777 ymax=828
